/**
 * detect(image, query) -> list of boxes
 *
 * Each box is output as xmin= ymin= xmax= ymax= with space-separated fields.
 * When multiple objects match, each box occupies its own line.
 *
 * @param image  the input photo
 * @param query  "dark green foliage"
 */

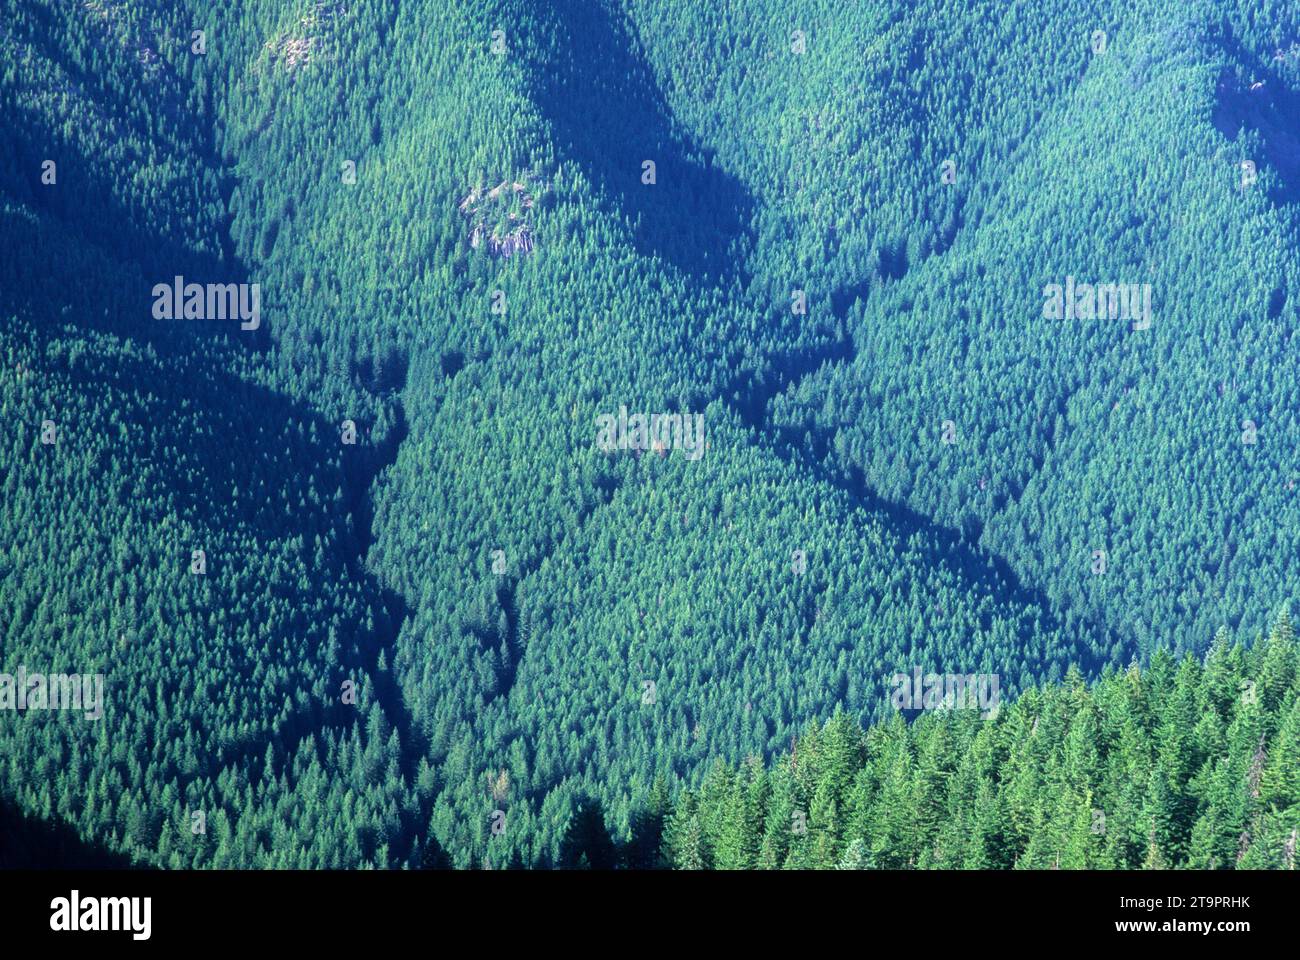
xmin=660 ymin=615 xmax=1300 ymax=869
xmin=558 ymin=796 xmax=618 ymax=870
xmin=3 ymin=0 xmax=1300 ymax=869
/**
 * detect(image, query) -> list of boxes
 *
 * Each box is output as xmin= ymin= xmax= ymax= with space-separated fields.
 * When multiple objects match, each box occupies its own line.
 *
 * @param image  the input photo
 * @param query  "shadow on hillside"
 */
xmin=527 ymin=0 xmax=754 ymax=283
xmin=8 ymin=315 xmax=420 ymax=861
xmin=0 ymin=795 xmax=136 ymax=869
xmin=0 ymin=10 xmax=423 ymax=855
xmin=2 ymin=8 xmax=230 ymax=292
xmin=725 ymin=287 xmax=1120 ymax=683
xmin=1213 ymin=54 xmax=1300 ymax=205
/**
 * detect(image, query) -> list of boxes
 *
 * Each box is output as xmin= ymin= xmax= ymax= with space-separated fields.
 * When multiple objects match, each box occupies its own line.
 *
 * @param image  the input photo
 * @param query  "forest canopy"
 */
xmin=1 ymin=0 xmax=1299 ymax=868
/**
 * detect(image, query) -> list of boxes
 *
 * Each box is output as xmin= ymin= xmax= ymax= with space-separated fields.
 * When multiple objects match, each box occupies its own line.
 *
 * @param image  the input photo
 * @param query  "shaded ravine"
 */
xmin=719 ymin=285 xmax=1120 ymax=682
xmin=0 ymin=795 xmax=136 ymax=870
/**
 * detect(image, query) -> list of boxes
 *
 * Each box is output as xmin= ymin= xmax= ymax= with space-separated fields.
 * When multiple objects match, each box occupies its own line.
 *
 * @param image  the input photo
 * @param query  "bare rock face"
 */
xmin=459 ymin=178 xmax=539 ymax=258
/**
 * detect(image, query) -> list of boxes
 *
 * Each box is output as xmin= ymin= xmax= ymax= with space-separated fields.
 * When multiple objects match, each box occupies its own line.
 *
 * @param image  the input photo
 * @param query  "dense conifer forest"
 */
xmin=1 ymin=0 xmax=1298 ymax=869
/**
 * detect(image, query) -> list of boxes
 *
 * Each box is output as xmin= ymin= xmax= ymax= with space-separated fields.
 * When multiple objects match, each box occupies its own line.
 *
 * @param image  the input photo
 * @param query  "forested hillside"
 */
xmin=654 ymin=616 xmax=1300 ymax=870
xmin=1 ymin=0 xmax=1298 ymax=869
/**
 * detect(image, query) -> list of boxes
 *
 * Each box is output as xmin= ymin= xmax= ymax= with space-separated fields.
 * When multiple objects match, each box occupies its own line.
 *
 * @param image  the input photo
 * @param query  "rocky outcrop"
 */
xmin=459 ymin=178 xmax=540 ymax=259
xmin=263 ymin=2 xmax=349 ymax=75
